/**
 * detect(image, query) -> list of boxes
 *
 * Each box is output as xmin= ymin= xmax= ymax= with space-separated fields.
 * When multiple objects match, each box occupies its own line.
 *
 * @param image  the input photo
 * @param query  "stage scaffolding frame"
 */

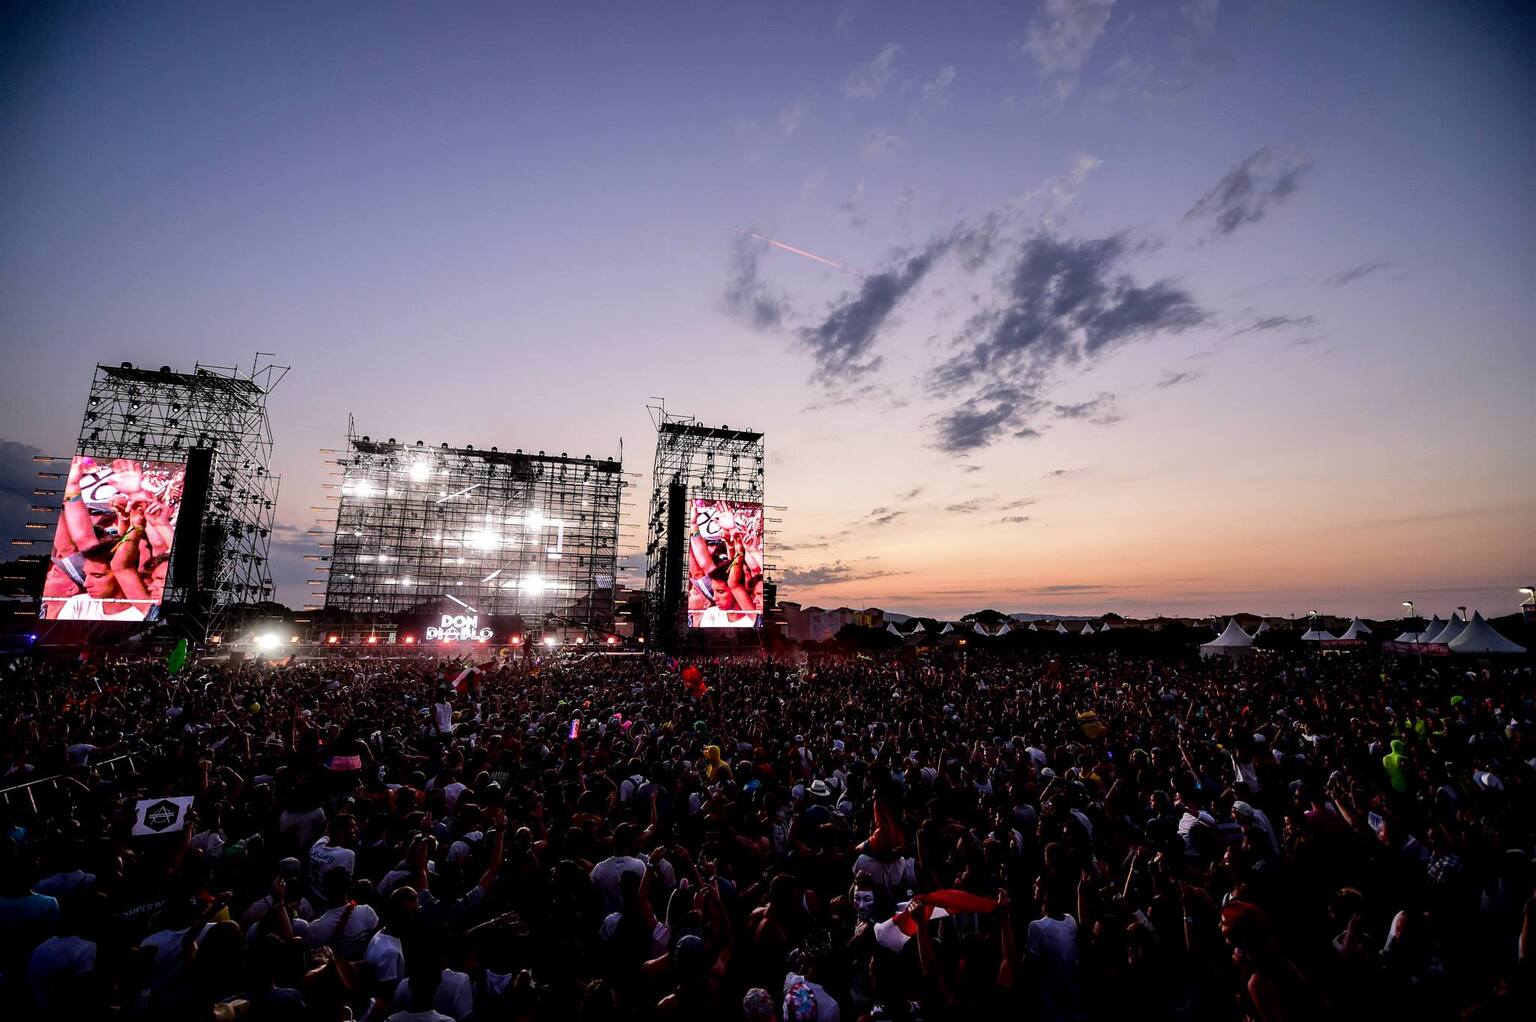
xmin=321 ymin=426 xmax=622 ymax=635
xmin=644 ymin=404 xmax=765 ymax=647
xmin=21 ymin=359 xmax=286 ymax=636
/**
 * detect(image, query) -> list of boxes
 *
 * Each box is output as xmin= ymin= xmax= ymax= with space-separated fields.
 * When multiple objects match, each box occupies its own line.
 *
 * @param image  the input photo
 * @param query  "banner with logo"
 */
xmin=133 ymin=795 xmax=195 ymax=836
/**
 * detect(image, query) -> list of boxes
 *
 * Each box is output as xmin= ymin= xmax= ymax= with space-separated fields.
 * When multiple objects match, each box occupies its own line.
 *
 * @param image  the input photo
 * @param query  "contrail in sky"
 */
xmin=742 ymin=230 xmax=846 ymax=271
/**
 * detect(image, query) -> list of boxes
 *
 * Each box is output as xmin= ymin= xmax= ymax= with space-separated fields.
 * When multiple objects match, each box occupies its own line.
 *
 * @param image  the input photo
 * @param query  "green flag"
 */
xmin=167 ymin=638 xmax=189 ymax=675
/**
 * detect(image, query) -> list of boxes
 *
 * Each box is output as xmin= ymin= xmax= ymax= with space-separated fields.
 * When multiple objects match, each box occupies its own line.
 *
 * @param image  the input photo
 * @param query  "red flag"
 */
xmin=681 ymin=664 xmax=706 ymax=698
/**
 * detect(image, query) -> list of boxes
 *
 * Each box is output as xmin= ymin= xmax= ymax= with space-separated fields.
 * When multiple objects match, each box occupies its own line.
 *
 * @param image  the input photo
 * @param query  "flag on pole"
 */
xmin=133 ymin=795 xmax=195 ymax=837
xmin=451 ymin=658 xmax=498 ymax=695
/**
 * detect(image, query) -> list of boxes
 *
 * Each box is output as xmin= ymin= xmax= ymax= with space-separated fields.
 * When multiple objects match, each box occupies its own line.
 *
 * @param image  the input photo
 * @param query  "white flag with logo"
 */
xmin=133 ymin=795 xmax=195 ymax=837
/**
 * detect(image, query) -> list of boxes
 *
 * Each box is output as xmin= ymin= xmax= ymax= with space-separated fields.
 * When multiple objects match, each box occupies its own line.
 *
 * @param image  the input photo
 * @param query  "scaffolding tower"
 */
xmin=44 ymin=359 xmax=286 ymax=634
xmin=644 ymin=406 xmax=765 ymax=647
xmin=320 ymin=426 xmax=622 ymax=635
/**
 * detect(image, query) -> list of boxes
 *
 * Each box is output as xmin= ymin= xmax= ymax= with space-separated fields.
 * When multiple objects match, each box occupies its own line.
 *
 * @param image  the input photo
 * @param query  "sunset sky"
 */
xmin=2 ymin=1 xmax=1532 ymax=619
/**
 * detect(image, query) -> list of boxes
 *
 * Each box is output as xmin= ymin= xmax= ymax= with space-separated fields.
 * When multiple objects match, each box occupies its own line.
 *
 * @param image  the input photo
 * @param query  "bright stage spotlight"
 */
xmin=256 ymin=633 xmax=280 ymax=650
xmin=403 ymin=635 xmax=416 ymax=645
xmin=409 ymin=461 xmax=431 ymax=482
xmin=521 ymin=575 xmax=546 ymax=596
xmin=542 ymin=635 xmax=556 ymax=647
xmin=469 ymin=529 xmax=499 ymax=551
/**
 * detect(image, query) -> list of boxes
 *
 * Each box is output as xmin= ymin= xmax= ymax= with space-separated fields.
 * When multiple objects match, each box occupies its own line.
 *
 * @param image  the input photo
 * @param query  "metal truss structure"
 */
xmin=643 ymin=406 xmax=765 ymax=646
xmin=320 ymin=427 xmax=622 ymax=634
xmin=20 ymin=359 xmax=286 ymax=635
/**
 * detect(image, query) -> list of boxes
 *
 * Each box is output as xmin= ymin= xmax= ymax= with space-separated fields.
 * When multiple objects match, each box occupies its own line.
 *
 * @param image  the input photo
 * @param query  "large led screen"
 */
xmin=39 ymin=456 xmax=186 ymax=621
xmin=687 ymin=498 xmax=764 ymax=628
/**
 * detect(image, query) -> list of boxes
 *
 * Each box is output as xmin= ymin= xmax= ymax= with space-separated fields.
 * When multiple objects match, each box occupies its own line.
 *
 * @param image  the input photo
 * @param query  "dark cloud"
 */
xmin=996 ymin=515 xmax=1033 ymax=524
xmin=865 ymin=506 xmax=888 ymax=518
xmin=932 ymin=232 xmax=1203 ymax=450
xmin=1000 ymin=498 xmax=1036 ymax=510
xmin=1185 ymin=146 xmax=1311 ymax=237
xmin=781 ymin=560 xmax=903 ymax=587
xmin=1052 ymin=392 xmax=1120 ymax=425
xmin=723 ymin=234 xmax=790 ymax=329
xmin=801 ymin=238 xmax=950 ymax=382
xmin=896 ymin=486 xmax=924 ymax=501
xmin=1027 ymin=583 xmax=1117 ymax=594
xmin=1044 ymin=468 xmax=1081 ymax=478
xmin=868 ymin=510 xmax=904 ymax=526
xmin=1232 ymin=314 xmax=1314 ymax=336
xmin=776 ymin=540 xmax=831 ymax=553
xmin=935 ymin=396 xmax=1027 ymax=452
xmin=1157 ymin=370 xmax=1202 ymax=388
xmin=945 ymin=497 xmax=988 ymax=514
xmin=1323 ymin=261 xmax=1390 ymax=288
xmin=0 ymin=438 xmax=46 ymax=548
xmin=958 ymin=464 xmax=983 ymax=473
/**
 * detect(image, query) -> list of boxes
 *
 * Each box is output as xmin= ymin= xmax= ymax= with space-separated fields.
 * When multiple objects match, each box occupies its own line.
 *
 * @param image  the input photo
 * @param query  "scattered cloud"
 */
xmin=723 ymin=233 xmax=791 ymax=329
xmin=1000 ymin=498 xmax=1037 ymax=510
xmin=1052 ymin=392 xmax=1121 ymax=425
xmin=1015 ymin=0 xmax=1116 ymax=99
xmin=997 ymin=515 xmax=1034 ymax=524
xmin=1044 ymin=468 xmax=1082 ymax=478
xmin=1043 ymin=152 xmax=1102 ymax=207
xmin=1185 ymin=146 xmax=1311 ymax=238
xmin=777 ymin=102 xmax=807 ymax=137
xmin=845 ymin=42 xmax=902 ymax=100
xmin=799 ymin=237 xmax=951 ymax=383
xmin=1323 ymin=261 xmax=1390 ymax=288
xmin=1027 ymin=583 xmax=1117 ymax=594
xmin=869 ymin=510 xmax=904 ymax=526
xmin=959 ymin=464 xmax=983 ymax=473
xmin=945 ymin=497 xmax=989 ymax=514
xmin=861 ymin=127 xmax=908 ymax=159
xmin=897 ymin=486 xmax=924 ymax=501
xmin=781 ymin=560 xmax=905 ymax=587
xmin=932 ymin=231 xmax=1205 ymax=449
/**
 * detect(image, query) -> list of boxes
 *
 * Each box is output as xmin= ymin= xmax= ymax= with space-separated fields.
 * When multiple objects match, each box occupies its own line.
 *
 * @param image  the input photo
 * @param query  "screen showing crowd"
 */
xmin=686 ymin=498 xmax=765 ymax=628
xmin=39 ymin=456 xmax=186 ymax=621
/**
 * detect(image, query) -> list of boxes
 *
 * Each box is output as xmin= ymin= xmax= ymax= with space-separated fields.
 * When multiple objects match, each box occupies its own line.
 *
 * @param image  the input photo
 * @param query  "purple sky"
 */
xmin=2 ymin=1 xmax=1533 ymax=619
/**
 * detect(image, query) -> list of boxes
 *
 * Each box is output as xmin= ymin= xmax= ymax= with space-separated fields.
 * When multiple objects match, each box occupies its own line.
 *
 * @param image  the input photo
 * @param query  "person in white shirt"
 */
xmin=590 ymin=824 xmax=648 ymax=916
xmin=306 ymin=869 xmax=379 ymax=959
xmin=1026 ymin=880 xmax=1081 ymax=1022
xmin=308 ymin=816 xmax=358 ymax=900
xmin=366 ymin=887 xmax=420 ymax=992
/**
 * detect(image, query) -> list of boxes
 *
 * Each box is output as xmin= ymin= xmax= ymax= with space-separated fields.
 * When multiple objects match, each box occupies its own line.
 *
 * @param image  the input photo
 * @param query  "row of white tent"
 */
xmin=882 ymin=619 xmax=1105 ymax=639
xmin=1201 ymin=611 xmax=1525 ymax=657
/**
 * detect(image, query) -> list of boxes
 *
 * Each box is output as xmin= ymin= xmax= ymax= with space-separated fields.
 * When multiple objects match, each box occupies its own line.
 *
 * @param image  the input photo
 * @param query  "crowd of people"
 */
xmin=0 ymin=643 xmax=1532 ymax=1020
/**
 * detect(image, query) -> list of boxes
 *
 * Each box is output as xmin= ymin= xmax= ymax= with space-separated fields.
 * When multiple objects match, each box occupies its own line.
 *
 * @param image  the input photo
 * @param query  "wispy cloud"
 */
xmin=845 ymin=42 xmax=902 ymax=100
xmin=1157 ymin=370 xmax=1202 ymax=388
xmin=1015 ymin=0 xmax=1116 ymax=99
xmin=996 ymin=515 xmax=1034 ymax=524
xmin=861 ymin=127 xmax=908 ymax=159
xmin=1323 ymin=261 xmax=1390 ymax=288
xmin=1231 ymin=314 xmax=1315 ymax=336
xmin=916 ymin=64 xmax=957 ymax=111
xmin=1185 ymin=146 xmax=1311 ymax=238
xmin=945 ymin=497 xmax=989 ymax=514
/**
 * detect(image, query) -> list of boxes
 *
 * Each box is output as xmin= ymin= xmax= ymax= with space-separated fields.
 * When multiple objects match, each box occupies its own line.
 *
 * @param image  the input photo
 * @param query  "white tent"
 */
xmin=1080 ymin=623 xmax=1096 ymax=635
xmin=1447 ymin=612 xmax=1526 ymax=655
xmin=939 ymin=622 xmax=954 ymax=635
xmin=1027 ymin=622 xmax=1039 ymax=632
xmin=1393 ymin=629 xmax=1421 ymax=643
xmin=1201 ymin=618 xmax=1255 ymax=658
xmin=1054 ymin=622 xmax=1070 ymax=635
xmin=1416 ymin=616 xmax=1445 ymax=642
xmin=885 ymin=623 xmax=905 ymax=637
xmin=1339 ymin=617 xmax=1372 ymax=640
xmin=1300 ymin=627 xmax=1336 ymax=641
xmin=1435 ymin=616 xmax=1468 ymax=644
xmin=1252 ymin=620 xmax=1271 ymax=637
xmin=1423 ymin=614 xmax=1466 ymax=645
xmin=972 ymin=621 xmax=988 ymax=634
xmin=995 ymin=622 xmax=1012 ymax=636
